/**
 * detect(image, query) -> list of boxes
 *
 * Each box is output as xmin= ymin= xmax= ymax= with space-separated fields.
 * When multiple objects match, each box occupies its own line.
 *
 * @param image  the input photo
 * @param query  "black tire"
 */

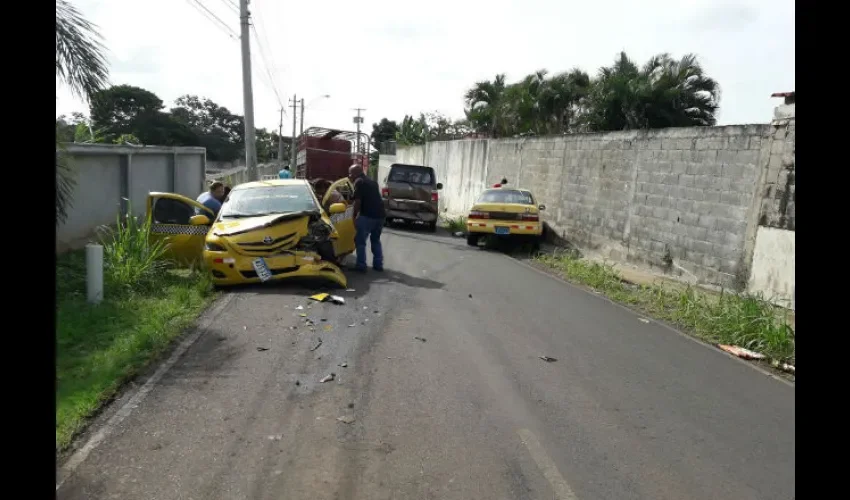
xmin=466 ymin=233 xmax=480 ymax=247
xmin=427 ymin=221 xmax=437 ymax=233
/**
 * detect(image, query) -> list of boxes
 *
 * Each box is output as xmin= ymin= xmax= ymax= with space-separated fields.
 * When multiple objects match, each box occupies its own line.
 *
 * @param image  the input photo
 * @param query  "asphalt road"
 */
xmin=57 ymin=227 xmax=795 ymax=500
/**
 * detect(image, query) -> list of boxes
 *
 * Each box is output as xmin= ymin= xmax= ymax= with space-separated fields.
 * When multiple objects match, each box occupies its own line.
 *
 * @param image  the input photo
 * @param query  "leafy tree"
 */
xmin=170 ymin=95 xmax=245 ymax=161
xmin=395 ymin=115 xmax=427 ymax=146
xmin=463 ymin=74 xmax=508 ymax=137
xmin=370 ymin=118 xmax=399 ymax=151
xmin=56 ymin=0 xmax=109 ymax=225
xmin=255 ymin=128 xmax=281 ymax=163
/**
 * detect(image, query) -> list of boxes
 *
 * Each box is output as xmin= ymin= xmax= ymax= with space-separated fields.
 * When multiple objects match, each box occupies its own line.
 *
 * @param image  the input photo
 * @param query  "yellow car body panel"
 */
xmin=146 ymin=179 xmax=355 ymax=288
xmin=147 ymin=192 xmax=215 ymax=265
xmin=466 ymin=191 xmax=544 ymax=238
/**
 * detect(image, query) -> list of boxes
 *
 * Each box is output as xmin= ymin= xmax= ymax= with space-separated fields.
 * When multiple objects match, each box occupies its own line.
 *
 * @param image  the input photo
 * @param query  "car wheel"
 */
xmin=466 ymin=233 xmax=480 ymax=247
xmin=427 ymin=221 xmax=437 ymax=233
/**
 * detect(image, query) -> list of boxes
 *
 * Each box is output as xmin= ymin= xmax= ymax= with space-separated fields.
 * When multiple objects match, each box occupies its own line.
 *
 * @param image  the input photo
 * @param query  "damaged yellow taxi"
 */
xmin=147 ymin=178 xmax=356 ymax=288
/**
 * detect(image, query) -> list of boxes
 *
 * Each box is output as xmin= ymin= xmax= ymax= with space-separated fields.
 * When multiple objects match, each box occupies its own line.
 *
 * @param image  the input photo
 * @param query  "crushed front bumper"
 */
xmin=204 ymin=250 xmax=348 ymax=288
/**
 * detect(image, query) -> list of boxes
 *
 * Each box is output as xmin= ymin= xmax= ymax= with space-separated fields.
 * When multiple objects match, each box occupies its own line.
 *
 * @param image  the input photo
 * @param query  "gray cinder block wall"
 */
xmin=56 ymin=144 xmax=206 ymax=252
xmin=393 ymin=119 xmax=796 ymax=292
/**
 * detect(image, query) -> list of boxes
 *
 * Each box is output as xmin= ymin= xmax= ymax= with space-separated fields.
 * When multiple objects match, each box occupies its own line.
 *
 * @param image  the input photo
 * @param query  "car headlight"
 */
xmin=205 ymin=242 xmax=226 ymax=252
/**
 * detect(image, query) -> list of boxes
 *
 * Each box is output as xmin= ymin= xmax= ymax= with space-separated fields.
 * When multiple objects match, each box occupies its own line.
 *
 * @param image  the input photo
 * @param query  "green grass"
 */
xmin=535 ymin=251 xmax=795 ymax=364
xmin=444 ymin=215 xmax=467 ymax=233
xmin=56 ymin=214 xmax=216 ymax=452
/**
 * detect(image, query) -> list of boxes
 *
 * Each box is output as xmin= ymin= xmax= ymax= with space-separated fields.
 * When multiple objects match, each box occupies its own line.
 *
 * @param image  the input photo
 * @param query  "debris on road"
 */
xmin=363 ymin=306 xmax=368 ymax=310
xmin=299 ymin=313 xmax=308 ymax=318
xmin=320 ymin=373 xmax=336 ymax=383
xmin=638 ymin=318 xmax=650 ymax=324
xmin=770 ymin=360 xmax=796 ymax=373
xmin=347 ymin=402 xmax=354 ymax=408
xmin=469 ymin=294 xmax=473 ymax=298
xmin=330 ymin=295 xmax=345 ymax=305
xmin=257 ymin=347 xmax=270 ymax=352
xmin=296 ymin=305 xmax=304 ymax=310
xmin=346 ymin=289 xmax=356 ymax=292
xmin=539 ymin=356 xmax=557 ymax=362
xmin=267 ymin=435 xmax=282 ymax=441
xmin=310 ymin=293 xmax=330 ymax=302
xmin=414 ymin=336 xmax=427 ymax=342
xmin=295 ymin=380 xmax=300 ymax=386
xmin=454 ymin=231 xmax=464 ymax=237
xmin=339 ymin=362 xmax=348 ymax=368
xmin=337 ymin=415 xmax=356 ymax=424
xmin=309 ymin=338 xmax=323 ymax=351
xmin=348 ymin=323 xmax=356 ymax=328
xmin=243 ymin=326 xmax=248 ymax=330
xmin=717 ymin=344 xmax=766 ymax=360
xmin=324 ymin=325 xmax=333 ymax=332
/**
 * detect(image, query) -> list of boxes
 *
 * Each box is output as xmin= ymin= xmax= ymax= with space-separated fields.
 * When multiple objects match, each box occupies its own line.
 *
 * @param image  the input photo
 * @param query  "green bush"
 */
xmin=97 ymin=209 xmax=169 ymax=290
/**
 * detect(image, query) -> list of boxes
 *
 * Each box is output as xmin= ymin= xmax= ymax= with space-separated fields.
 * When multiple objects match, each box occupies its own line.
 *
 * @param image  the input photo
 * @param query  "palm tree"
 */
xmin=56 ymin=0 xmax=109 ymax=225
xmin=463 ymin=74 xmax=507 ymax=137
xmin=582 ymin=51 xmax=719 ymax=132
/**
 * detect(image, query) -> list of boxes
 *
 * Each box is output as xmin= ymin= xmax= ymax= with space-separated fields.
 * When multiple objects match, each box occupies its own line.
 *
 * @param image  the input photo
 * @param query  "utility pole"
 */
xmin=289 ymin=94 xmax=298 ymax=173
xmin=239 ymin=0 xmax=258 ymax=180
xmin=353 ymin=108 xmax=366 ymax=156
xmin=277 ymin=108 xmax=285 ymax=168
xmin=299 ymin=99 xmax=305 ymax=135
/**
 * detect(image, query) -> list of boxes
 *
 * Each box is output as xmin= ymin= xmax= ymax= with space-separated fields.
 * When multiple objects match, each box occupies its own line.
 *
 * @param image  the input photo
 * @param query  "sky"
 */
xmin=55 ymin=0 xmax=795 ymax=135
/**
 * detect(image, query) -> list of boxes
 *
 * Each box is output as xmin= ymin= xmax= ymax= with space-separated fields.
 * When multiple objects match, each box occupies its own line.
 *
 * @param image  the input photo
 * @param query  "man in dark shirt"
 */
xmin=349 ymin=164 xmax=386 ymax=272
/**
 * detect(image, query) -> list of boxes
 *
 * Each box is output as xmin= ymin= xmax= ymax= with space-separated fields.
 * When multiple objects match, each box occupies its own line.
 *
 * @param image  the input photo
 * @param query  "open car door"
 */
xmin=147 ymin=192 xmax=214 ymax=265
xmin=323 ymin=178 xmax=356 ymax=258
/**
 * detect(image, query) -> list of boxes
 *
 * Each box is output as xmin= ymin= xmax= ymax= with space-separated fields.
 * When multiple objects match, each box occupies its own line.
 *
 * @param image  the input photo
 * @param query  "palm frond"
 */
xmin=56 ymin=0 xmax=109 ymax=101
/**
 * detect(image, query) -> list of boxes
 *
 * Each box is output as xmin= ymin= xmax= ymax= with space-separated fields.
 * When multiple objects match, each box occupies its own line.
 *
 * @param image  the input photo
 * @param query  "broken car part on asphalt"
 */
xmin=320 ymin=373 xmax=336 ymax=383
xmin=337 ymin=415 xmax=356 ymax=424
xmin=309 ymin=338 xmax=323 ymax=351
xmin=414 ymin=336 xmax=427 ymax=342
xmin=539 ymin=356 xmax=557 ymax=362
xmin=717 ymin=344 xmax=766 ymax=360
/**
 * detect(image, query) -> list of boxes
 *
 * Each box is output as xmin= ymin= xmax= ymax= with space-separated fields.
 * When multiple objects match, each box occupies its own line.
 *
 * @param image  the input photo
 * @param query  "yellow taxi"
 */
xmin=146 ymin=178 xmax=356 ymax=288
xmin=465 ymin=187 xmax=545 ymax=247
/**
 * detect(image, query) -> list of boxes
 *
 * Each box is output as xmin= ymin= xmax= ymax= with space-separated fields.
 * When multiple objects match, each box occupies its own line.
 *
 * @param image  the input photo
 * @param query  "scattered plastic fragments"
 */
xmin=770 ymin=359 xmax=796 ymax=373
xmin=717 ymin=344 xmax=765 ymax=360
xmin=348 ymin=323 xmax=356 ymax=328
xmin=257 ymin=347 xmax=269 ymax=352
xmin=337 ymin=415 xmax=355 ymax=424
xmin=310 ymin=293 xmax=330 ymax=302
xmin=454 ymin=232 xmax=464 ymax=237
xmin=295 ymin=305 xmax=304 ymax=310
xmin=539 ymin=356 xmax=557 ymax=362
xmin=299 ymin=313 xmax=307 ymax=318
xmin=320 ymin=373 xmax=336 ymax=383
xmin=309 ymin=338 xmax=323 ymax=351
xmin=339 ymin=362 xmax=348 ymax=368
xmin=346 ymin=289 xmax=356 ymax=292
xmin=638 ymin=318 xmax=650 ymax=324
xmin=267 ymin=435 xmax=282 ymax=441
xmin=330 ymin=295 xmax=345 ymax=305
xmin=414 ymin=336 xmax=427 ymax=342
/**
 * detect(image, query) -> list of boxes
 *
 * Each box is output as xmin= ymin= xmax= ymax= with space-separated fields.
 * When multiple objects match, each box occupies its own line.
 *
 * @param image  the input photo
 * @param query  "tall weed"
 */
xmin=97 ymin=209 xmax=169 ymax=290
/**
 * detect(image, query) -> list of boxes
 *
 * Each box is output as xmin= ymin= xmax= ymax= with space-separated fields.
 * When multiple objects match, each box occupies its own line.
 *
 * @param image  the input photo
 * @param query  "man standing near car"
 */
xmin=197 ymin=181 xmax=225 ymax=217
xmin=349 ymin=164 xmax=385 ymax=272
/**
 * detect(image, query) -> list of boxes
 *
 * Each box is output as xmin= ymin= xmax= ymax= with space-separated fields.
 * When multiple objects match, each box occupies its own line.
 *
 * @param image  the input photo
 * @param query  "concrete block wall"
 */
xmin=395 ymin=122 xmax=788 ymax=291
xmin=57 ymin=144 xmax=206 ymax=252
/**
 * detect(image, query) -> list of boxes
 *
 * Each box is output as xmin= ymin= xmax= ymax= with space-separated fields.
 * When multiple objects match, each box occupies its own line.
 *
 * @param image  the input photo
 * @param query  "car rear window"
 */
xmin=388 ymin=165 xmax=434 ymax=185
xmin=477 ymin=189 xmax=534 ymax=205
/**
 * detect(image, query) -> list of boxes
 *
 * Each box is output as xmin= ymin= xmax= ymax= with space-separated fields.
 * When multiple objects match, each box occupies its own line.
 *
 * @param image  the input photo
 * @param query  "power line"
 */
xmin=184 ymin=0 xmax=238 ymax=40
xmin=250 ymin=24 xmax=283 ymax=108
xmin=217 ymin=0 xmax=238 ymax=13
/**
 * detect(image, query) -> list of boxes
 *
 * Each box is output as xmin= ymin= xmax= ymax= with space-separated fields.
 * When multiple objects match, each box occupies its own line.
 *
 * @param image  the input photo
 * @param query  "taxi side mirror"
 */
xmin=436 ymin=183 xmax=444 ymax=190
xmin=189 ymin=214 xmax=211 ymax=225
xmin=328 ymin=203 xmax=347 ymax=214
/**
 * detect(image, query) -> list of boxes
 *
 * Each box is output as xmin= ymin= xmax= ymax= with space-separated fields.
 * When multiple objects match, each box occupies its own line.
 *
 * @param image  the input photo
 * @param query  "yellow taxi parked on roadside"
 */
xmin=147 ymin=178 xmax=356 ymax=288
xmin=466 ymin=187 xmax=545 ymax=247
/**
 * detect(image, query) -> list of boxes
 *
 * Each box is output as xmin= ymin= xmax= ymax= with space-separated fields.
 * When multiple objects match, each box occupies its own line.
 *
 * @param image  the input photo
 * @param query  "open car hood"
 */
xmin=213 ymin=210 xmax=321 ymax=237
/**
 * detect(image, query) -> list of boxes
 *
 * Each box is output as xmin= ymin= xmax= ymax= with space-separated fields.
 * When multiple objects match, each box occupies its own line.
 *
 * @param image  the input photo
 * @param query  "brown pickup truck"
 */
xmin=381 ymin=163 xmax=443 ymax=232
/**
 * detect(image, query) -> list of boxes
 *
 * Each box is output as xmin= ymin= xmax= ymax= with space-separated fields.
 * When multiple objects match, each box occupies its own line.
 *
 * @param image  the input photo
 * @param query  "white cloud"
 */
xmin=56 ymin=0 xmax=795 ymax=134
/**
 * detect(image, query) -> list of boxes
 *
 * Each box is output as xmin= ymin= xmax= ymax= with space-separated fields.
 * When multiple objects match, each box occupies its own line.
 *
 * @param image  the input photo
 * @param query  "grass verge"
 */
xmin=56 ymin=213 xmax=217 ymax=452
xmin=443 ymin=215 xmax=467 ymax=234
xmin=534 ymin=251 xmax=795 ymax=365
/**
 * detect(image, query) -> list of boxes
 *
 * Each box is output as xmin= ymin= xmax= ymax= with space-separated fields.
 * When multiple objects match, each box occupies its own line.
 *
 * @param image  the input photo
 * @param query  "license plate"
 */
xmin=494 ymin=226 xmax=510 ymax=235
xmin=252 ymin=258 xmax=273 ymax=282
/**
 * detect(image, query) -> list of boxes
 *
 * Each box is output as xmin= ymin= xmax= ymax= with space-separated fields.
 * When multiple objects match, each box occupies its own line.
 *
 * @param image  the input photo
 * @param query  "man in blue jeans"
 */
xmin=348 ymin=164 xmax=385 ymax=272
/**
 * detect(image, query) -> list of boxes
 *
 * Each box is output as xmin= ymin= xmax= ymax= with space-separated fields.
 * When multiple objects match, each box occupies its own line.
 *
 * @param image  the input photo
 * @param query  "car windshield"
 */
xmin=220 ymin=184 xmax=318 ymax=218
xmin=477 ymin=189 xmax=534 ymax=205
xmin=389 ymin=165 xmax=433 ymax=184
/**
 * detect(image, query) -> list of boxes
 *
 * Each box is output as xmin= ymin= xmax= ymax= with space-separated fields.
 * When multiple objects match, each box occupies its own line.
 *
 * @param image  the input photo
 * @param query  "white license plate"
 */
xmin=252 ymin=258 xmax=273 ymax=282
